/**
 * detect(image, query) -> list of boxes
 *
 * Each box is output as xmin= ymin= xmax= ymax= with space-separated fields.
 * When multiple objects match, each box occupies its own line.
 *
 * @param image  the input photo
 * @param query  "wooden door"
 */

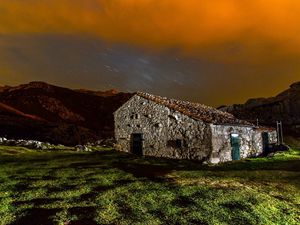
xmin=231 ymin=135 xmax=241 ymax=161
xmin=131 ymin=133 xmax=143 ymax=156
xmin=262 ymin=132 xmax=270 ymax=155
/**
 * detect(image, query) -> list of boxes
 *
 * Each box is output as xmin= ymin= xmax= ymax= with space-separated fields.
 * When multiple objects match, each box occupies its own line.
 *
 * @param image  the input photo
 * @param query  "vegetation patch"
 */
xmin=0 ymin=147 xmax=299 ymax=225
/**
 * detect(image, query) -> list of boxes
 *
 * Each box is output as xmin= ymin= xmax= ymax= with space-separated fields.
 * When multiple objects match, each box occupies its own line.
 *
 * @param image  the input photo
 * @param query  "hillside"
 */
xmin=0 ymin=102 xmax=44 ymax=121
xmin=0 ymin=82 xmax=133 ymax=145
xmin=219 ymin=81 xmax=300 ymax=137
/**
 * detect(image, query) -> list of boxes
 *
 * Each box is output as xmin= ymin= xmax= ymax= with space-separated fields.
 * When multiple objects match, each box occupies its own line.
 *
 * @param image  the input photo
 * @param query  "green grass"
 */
xmin=0 ymin=146 xmax=299 ymax=225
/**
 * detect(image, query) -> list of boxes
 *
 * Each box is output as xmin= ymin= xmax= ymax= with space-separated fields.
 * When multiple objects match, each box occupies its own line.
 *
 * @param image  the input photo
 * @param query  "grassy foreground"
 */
xmin=0 ymin=146 xmax=299 ymax=225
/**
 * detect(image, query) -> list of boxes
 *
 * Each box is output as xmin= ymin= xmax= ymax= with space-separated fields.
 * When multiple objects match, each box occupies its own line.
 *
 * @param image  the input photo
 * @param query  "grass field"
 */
xmin=0 ymin=146 xmax=299 ymax=225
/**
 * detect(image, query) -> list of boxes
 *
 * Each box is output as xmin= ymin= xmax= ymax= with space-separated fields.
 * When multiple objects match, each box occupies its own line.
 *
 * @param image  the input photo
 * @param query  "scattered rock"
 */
xmin=267 ymin=152 xmax=276 ymax=157
xmin=75 ymin=145 xmax=92 ymax=152
xmin=0 ymin=137 xmax=114 ymax=151
xmin=0 ymin=137 xmax=60 ymax=150
xmin=0 ymin=137 xmax=7 ymax=143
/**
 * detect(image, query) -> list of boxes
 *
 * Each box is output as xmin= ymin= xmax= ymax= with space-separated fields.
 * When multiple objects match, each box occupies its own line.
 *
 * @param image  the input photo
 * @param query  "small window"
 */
xmin=168 ymin=115 xmax=178 ymax=121
xmin=176 ymin=139 xmax=182 ymax=148
xmin=130 ymin=113 xmax=140 ymax=120
xmin=167 ymin=139 xmax=183 ymax=148
xmin=154 ymin=123 xmax=162 ymax=128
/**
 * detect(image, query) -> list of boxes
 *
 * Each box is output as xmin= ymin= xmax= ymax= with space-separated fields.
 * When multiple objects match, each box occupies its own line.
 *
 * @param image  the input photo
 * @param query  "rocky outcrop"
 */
xmin=219 ymin=81 xmax=300 ymax=136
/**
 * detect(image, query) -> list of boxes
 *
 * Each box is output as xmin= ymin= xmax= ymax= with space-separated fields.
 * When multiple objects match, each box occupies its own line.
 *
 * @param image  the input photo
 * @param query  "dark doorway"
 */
xmin=131 ymin=133 xmax=143 ymax=156
xmin=262 ymin=132 xmax=270 ymax=155
xmin=230 ymin=134 xmax=241 ymax=161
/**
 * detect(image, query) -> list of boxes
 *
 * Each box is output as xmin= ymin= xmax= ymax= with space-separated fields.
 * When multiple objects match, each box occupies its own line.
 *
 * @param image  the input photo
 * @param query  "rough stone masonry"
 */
xmin=114 ymin=92 xmax=277 ymax=163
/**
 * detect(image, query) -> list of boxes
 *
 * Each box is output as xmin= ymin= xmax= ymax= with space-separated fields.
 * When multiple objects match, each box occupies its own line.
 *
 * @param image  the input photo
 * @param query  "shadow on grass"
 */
xmin=68 ymin=206 xmax=96 ymax=220
xmin=10 ymin=208 xmax=61 ymax=225
xmin=77 ymin=185 xmax=114 ymax=202
xmin=114 ymin=162 xmax=172 ymax=182
xmin=5 ymin=148 xmax=300 ymax=172
xmin=113 ymin=153 xmax=300 ymax=177
xmin=47 ymin=184 xmax=78 ymax=193
xmin=172 ymin=195 xmax=196 ymax=207
xmin=2 ymin=149 xmax=299 ymax=225
xmin=14 ymin=198 xmax=63 ymax=207
xmin=3 ymin=149 xmax=299 ymax=187
xmin=67 ymin=219 xmax=98 ymax=225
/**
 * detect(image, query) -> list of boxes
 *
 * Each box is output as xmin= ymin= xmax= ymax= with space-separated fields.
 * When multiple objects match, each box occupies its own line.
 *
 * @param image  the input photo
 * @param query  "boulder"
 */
xmin=0 ymin=137 xmax=7 ymax=143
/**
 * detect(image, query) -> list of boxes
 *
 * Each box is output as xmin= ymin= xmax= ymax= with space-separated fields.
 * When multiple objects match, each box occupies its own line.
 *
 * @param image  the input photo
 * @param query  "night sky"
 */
xmin=0 ymin=0 xmax=299 ymax=106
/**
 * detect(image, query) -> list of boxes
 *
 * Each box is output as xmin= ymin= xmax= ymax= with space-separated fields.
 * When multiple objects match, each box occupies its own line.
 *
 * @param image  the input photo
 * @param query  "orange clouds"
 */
xmin=0 ymin=0 xmax=300 ymax=59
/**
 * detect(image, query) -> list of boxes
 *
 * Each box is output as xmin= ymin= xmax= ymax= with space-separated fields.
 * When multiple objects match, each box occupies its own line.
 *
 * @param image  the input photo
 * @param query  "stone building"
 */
xmin=114 ymin=92 xmax=277 ymax=163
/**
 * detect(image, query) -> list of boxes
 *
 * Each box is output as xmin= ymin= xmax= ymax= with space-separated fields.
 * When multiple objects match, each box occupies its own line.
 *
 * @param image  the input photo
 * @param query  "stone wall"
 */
xmin=114 ymin=95 xmax=212 ymax=160
xmin=210 ymin=125 xmax=277 ymax=163
xmin=269 ymin=131 xmax=278 ymax=143
xmin=210 ymin=125 xmax=253 ymax=163
xmin=115 ymin=95 xmax=278 ymax=163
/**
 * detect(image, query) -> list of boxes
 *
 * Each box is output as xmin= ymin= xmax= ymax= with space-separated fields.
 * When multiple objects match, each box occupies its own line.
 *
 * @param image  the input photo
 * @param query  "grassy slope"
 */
xmin=0 ymin=146 xmax=299 ymax=225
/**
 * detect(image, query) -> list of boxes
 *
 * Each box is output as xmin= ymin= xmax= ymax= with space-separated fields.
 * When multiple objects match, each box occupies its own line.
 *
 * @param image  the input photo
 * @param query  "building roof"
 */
xmin=136 ymin=92 xmax=254 ymax=126
xmin=254 ymin=126 xmax=276 ymax=132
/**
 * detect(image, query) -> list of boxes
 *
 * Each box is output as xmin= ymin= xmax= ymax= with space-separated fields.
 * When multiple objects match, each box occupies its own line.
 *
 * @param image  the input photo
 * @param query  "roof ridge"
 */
xmin=136 ymin=91 xmax=253 ymax=126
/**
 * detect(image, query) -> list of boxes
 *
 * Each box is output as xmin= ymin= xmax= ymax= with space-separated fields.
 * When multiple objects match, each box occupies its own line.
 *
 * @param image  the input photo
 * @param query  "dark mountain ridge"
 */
xmin=219 ymin=81 xmax=300 ymax=137
xmin=2 ymin=81 xmax=299 ymax=145
xmin=0 ymin=82 xmax=133 ymax=145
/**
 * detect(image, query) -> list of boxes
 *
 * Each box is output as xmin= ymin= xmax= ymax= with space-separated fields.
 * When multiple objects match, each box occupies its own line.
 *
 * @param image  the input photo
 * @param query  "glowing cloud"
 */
xmin=0 ymin=0 xmax=300 ymax=57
